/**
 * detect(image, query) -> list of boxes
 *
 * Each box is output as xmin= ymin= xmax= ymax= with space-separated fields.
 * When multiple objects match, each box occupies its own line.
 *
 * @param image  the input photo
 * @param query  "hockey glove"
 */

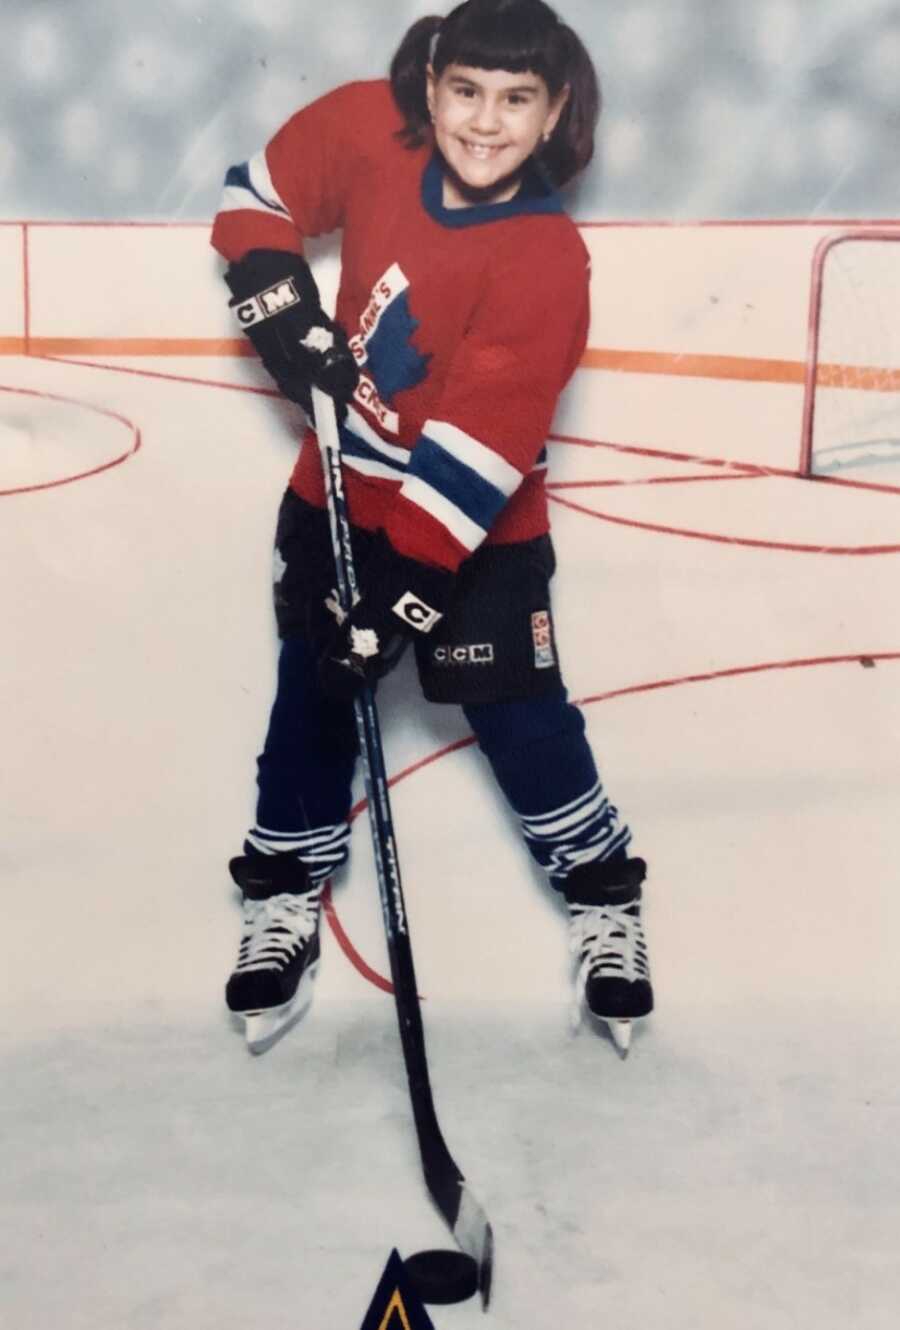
xmin=225 ymin=249 xmax=359 ymax=414
xmin=319 ymin=532 xmax=453 ymax=700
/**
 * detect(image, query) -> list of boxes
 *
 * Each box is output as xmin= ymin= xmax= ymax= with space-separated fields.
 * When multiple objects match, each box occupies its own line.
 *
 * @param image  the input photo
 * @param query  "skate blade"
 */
xmin=241 ymin=963 xmax=319 ymax=1055
xmin=605 ymin=1018 xmax=632 ymax=1058
xmin=579 ymin=1007 xmax=633 ymax=1057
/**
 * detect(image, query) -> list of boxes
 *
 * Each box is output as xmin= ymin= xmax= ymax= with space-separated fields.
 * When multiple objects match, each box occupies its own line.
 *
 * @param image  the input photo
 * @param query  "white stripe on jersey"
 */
xmin=219 ymin=150 xmax=289 ymax=218
xmin=246 ymin=150 xmax=288 ymax=212
xmin=343 ymin=454 xmax=408 ymax=483
xmin=397 ymin=473 xmax=486 ymax=552
xmin=424 ymin=419 xmax=523 ymax=496
xmin=218 ymin=185 xmax=286 ymax=218
xmin=344 ymin=406 xmax=410 ymax=465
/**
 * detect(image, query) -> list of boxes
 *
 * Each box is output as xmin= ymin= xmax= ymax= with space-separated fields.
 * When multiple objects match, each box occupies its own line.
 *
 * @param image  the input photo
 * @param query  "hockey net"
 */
xmin=801 ymin=229 xmax=900 ymax=486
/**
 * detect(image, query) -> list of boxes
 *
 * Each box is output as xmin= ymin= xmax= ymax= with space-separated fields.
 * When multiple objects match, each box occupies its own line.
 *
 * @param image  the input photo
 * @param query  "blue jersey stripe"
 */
xmin=224 ymin=162 xmax=288 ymax=215
xmin=407 ymin=435 xmax=508 ymax=534
xmin=338 ymin=422 xmax=408 ymax=475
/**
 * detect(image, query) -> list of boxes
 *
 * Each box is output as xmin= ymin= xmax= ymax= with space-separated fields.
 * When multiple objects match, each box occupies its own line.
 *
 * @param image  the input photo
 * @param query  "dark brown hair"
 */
xmin=389 ymin=0 xmax=600 ymax=186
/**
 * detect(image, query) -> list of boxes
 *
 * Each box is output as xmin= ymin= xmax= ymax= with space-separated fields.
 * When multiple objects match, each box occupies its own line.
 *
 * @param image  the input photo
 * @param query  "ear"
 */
xmin=426 ymin=63 xmax=437 ymax=121
xmin=542 ymin=83 xmax=570 ymax=141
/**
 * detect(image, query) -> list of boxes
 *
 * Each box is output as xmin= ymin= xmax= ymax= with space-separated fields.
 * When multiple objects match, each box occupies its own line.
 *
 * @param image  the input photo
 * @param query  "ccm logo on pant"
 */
xmin=433 ymin=643 xmax=495 ymax=666
xmin=392 ymin=592 xmax=443 ymax=633
xmin=234 ymin=279 xmax=301 ymax=327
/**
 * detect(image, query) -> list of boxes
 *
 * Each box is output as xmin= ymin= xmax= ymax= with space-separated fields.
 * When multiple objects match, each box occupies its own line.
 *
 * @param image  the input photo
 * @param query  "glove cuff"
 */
xmin=224 ymin=248 xmax=321 ymax=334
xmin=224 ymin=250 xmax=358 ymax=410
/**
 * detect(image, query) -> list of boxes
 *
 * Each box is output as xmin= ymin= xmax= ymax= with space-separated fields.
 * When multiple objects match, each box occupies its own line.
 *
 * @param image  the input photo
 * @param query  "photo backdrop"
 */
xmin=2 ymin=0 xmax=899 ymax=223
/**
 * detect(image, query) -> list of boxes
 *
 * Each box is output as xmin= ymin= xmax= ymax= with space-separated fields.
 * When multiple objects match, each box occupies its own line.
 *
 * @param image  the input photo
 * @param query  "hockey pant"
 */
xmin=243 ymin=636 xmax=631 ymax=891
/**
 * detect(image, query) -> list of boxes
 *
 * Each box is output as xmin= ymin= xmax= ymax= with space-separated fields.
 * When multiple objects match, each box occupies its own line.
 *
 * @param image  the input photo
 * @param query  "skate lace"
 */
xmin=235 ymin=891 xmax=321 ymax=975
xmin=568 ymin=901 xmax=649 ymax=1025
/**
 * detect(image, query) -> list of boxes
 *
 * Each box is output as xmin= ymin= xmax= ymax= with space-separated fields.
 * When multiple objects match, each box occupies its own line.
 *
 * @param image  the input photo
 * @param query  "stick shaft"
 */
xmin=311 ymin=389 xmax=461 ymax=1199
xmin=312 ymin=391 xmax=494 ymax=1304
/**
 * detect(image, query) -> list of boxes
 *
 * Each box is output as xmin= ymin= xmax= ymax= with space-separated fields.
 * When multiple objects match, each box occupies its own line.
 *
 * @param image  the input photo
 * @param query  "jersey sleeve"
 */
xmin=210 ymin=82 xmax=371 ymax=262
xmin=383 ymin=229 xmax=590 ymax=571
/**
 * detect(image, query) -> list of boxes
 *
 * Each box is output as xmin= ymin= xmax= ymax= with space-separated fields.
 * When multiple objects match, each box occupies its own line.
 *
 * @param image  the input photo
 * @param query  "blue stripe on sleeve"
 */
xmin=338 ymin=423 xmax=408 ymax=475
xmin=224 ymin=162 xmax=288 ymax=215
xmin=407 ymin=435 xmax=508 ymax=533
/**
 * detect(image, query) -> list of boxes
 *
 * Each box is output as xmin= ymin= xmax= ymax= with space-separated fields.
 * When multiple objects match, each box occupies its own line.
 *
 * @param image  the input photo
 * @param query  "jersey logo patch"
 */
xmin=351 ymin=265 xmax=431 ymax=413
xmin=531 ymin=610 xmax=556 ymax=669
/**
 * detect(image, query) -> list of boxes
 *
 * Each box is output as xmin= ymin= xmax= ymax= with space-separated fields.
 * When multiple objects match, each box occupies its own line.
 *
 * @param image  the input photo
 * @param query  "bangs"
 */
xmin=434 ymin=11 xmax=564 ymax=92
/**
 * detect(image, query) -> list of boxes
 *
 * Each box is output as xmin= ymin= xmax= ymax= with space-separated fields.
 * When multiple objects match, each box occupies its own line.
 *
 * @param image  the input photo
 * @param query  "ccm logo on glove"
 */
xmin=223 ymin=249 xmax=358 ymax=415
xmin=392 ymin=592 xmax=443 ymax=633
xmin=234 ymin=279 xmax=302 ymax=328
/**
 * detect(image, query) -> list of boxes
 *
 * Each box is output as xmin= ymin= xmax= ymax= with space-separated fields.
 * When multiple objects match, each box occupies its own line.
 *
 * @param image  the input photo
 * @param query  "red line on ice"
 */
xmin=324 ymin=652 xmax=900 ymax=992
xmin=35 ymin=354 xmax=276 ymax=398
xmin=0 ymin=383 xmax=141 ymax=497
xmin=547 ymin=472 xmax=764 ymax=491
xmin=548 ymin=491 xmax=900 ymax=555
xmin=549 ymin=431 xmax=900 ymax=497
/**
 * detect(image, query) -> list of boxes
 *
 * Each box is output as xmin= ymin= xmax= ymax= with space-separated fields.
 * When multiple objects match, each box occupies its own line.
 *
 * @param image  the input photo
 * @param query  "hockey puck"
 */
xmin=403 ymin=1249 xmax=480 ymax=1304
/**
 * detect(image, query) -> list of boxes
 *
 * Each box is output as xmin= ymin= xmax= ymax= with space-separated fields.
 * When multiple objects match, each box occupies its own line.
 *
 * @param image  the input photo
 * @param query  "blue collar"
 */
xmin=421 ymin=152 xmax=565 ymax=228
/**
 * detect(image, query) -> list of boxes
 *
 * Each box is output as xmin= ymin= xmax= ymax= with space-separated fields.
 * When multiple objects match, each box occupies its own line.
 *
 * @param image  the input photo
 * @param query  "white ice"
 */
xmin=2 ymin=352 xmax=899 ymax=1329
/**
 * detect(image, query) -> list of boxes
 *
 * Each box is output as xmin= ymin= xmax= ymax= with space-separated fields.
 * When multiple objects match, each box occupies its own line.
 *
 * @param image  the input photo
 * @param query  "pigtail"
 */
xmin=390 ymin=15 xmax=443 ymax=149
xmin=539 ymin=24 xmax=601 ymax=186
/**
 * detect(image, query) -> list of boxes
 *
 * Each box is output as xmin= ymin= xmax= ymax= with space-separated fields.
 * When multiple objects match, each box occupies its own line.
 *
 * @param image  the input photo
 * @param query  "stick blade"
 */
xmin=453 ymin=1183 xmax=494 ymax=1308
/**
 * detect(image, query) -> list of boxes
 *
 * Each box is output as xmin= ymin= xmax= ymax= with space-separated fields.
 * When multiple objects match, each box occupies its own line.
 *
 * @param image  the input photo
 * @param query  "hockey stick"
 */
xmin=312 ymin=387 xmax=494 ymax=1310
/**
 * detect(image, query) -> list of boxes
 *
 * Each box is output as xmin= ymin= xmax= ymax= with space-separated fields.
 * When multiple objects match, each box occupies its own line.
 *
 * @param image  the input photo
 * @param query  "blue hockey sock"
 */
xmin=248 ymin=635 xmax=358 ymax=881
xmin=463 ymin=690 xmax=631 ymax=887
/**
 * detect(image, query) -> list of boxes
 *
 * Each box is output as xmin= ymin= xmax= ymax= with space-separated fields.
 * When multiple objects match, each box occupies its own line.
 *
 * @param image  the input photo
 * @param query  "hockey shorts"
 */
xmin=271 ymin=488 xmax=565 ymax=705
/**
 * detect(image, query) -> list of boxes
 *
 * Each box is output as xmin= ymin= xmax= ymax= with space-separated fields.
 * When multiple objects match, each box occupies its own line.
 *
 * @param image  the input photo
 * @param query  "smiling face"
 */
xmin=426 ymin=63 xmax=568 ymax=207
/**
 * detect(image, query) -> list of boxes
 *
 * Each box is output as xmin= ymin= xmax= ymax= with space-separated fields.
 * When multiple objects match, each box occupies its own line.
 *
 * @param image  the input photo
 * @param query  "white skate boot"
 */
xmin=564 ymin=856 xmax=653 ymax=1057
xmin=225 ymin=854 xmax=323 ymax=1054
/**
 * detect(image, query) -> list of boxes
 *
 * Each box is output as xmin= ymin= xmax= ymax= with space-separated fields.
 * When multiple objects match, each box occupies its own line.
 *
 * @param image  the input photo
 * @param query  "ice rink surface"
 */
xmin=3 ymin=352 xmax=899 ymax=1329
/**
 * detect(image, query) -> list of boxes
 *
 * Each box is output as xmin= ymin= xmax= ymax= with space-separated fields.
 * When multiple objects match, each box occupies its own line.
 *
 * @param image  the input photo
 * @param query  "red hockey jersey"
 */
xmin=211 ymin=79 xmax=590 ymax=573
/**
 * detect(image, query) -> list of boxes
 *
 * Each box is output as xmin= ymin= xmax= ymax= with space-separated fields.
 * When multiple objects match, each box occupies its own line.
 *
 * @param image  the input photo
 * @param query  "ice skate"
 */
xmin=225 ymin=854 xmax=323 ymax=1055
xmin=564 ymin=856 xmax=653 ymax=1058
xmin=239 ymin=980 xmax=319 ymax=1055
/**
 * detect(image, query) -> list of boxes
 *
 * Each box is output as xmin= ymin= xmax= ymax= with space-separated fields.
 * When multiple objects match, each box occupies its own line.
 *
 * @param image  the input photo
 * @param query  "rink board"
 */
xmin=3 ymin=217 xmax=899 ymax=372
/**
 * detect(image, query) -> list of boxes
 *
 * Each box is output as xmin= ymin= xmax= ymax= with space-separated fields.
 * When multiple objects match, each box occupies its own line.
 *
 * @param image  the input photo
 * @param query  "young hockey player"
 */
xmin=211 ymin=0 xmax=652 ymax=1056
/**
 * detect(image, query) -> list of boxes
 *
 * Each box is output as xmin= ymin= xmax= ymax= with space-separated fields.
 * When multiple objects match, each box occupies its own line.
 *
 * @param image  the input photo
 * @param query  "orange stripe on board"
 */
xmin=581 ymin=347 xmax=900 ymax=390
xmin=815 ymin=362 xmax=900 ymax=391
xmin=3 ymin=336 xmax=899 ymax=393
xmin=26 ymin=337 xmax=253 ymax=357
xmin=581 ymin=347 xmax=805 ymax=384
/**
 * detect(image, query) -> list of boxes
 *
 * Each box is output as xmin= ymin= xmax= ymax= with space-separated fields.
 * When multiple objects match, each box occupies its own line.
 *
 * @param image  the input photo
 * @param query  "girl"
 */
xmin=211 ymin=0 xmax=653 ymax=1056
